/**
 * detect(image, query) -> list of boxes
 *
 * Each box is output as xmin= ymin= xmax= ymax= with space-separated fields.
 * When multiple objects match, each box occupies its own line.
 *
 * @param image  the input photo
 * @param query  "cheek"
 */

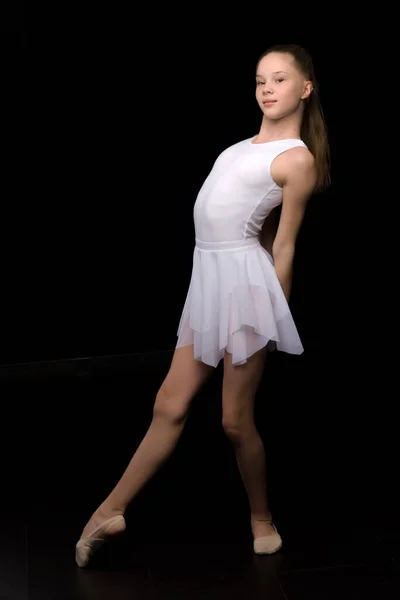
xmin=280 ymin=84 xmax=299 ymax=102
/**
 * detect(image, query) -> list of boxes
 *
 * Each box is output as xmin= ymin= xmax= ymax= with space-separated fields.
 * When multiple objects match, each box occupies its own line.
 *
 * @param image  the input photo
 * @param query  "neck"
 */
xmin=257 ymin=112 xmax=302 ymax=142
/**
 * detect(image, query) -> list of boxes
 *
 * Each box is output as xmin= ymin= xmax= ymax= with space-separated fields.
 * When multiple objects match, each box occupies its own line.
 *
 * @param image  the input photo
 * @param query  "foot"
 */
xmin=251 ymin=513 xmax=282 ymax=555
xmin=251 ymin=515 xmax=277 ymax=539
xmin=75 ymin=504 xmax=126 ymax=568
xmin=80 ymin=504 xmax=124 ymax=540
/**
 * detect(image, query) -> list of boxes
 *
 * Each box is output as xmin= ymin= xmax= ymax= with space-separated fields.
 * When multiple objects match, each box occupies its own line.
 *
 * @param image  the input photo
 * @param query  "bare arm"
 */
xmin=270 ymin=147 xmax=317 ymax=300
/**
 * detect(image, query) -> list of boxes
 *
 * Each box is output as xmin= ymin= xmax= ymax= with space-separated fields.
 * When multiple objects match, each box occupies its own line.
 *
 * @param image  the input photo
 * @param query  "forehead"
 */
xmin=256 ymin=52 xmax=296 ymax=76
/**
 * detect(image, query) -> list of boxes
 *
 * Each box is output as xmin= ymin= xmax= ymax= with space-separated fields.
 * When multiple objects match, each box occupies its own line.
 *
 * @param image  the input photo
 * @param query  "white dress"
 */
xmin=176 ymin=136 xmax=306 ymax=367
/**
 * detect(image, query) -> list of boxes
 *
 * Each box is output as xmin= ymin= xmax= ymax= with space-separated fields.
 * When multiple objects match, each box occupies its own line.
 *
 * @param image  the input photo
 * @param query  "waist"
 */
xmin=195 ymin=237 xmax=261 ymax=252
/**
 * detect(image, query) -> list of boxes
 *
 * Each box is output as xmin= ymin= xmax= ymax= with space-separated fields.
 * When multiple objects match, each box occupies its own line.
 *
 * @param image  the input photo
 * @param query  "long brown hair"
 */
xmin=256 ymin=44 xmax=331 ymax=192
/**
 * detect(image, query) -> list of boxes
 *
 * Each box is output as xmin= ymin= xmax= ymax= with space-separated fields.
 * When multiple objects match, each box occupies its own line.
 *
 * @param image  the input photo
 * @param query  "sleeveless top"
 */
xmin=193 ymin=136 xmax=307 ymax=243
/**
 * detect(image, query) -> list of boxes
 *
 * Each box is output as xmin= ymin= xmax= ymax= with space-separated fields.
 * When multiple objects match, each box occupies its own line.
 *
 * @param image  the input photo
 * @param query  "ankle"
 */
xmin=251 ymin=512 xmax=273 ymax=523
xmin=98 ymin=501 xmax=125 ymax=519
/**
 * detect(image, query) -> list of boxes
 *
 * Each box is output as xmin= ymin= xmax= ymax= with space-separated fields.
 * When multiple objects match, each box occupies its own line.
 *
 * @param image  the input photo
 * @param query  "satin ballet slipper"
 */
xmin=253 ymin=521 xmax=283 ymax=555
xmin=75 ymin=515 xmax=126 ymax=568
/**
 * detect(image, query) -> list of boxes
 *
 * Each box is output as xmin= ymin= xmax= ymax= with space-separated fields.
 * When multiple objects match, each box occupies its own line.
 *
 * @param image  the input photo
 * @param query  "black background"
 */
xmin=1 ymin=9 xmax=396 ymax=549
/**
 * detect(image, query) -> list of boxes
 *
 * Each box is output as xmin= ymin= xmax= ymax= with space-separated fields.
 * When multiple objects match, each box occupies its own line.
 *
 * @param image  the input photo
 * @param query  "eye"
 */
xmin=275 ymin=78 xmax=284 ymax=83
xmin=256 ymin=81 xmax=264 ymax=85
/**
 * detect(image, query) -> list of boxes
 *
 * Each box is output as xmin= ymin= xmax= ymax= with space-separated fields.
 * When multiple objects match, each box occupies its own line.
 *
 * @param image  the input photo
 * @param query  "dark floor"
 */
xmin=1 ymin=350 xmax=399 ymax=599
xmin=3 ymin=509 xmax=400 ymax=600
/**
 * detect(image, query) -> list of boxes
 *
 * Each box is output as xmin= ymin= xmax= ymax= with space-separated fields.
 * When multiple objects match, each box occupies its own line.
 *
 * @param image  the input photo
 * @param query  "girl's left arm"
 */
xmin=272 ymin=149 xmax=317 ymax=300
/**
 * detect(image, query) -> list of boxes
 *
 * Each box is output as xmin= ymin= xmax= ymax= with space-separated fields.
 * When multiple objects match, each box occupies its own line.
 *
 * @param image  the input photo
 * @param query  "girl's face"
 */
xmin=255 ymin=52 xmax=312 ymax=121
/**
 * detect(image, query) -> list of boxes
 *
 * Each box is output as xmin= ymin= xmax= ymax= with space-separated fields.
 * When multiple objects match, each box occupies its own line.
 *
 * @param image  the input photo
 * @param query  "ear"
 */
xmin=301 ymin=80 xmax=313 ymax=100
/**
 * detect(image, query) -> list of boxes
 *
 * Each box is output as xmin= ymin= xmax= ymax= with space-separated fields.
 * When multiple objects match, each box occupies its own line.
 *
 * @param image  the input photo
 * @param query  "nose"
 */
xmin=262 ymin=84 xmax=273 ymax=95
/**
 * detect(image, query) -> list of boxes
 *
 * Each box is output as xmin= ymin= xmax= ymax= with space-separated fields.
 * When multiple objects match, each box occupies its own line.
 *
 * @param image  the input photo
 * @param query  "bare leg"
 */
xmin=222 ymin=348 xmax=276 ymax=539
xmin=79 ymin=345 xmax=214 ymax=540
xmin=80 ymin=413 xmax=187 ymax=538
xmin=230 ymin=423 xmax=275 ymax=538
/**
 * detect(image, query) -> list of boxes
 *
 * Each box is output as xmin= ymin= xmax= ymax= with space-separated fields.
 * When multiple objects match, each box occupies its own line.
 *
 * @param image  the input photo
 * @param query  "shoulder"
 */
xmin=271 ymin=146 xmax=317 ymax=190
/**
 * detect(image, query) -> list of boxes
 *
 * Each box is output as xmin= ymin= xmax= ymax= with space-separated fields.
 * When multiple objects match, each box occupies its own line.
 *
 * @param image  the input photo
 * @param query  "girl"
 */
xmin=75 ymin=43 xmax=330 ymax=567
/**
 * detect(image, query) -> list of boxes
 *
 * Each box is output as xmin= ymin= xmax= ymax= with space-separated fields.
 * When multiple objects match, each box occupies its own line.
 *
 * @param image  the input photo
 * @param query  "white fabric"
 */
xmin=176 ymin=136 xmax=306 ymax=367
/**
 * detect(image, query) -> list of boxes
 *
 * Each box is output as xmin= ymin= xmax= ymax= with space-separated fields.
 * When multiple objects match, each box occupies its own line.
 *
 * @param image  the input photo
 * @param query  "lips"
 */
xmin=263 ymin=100 xmax=277 ymax=105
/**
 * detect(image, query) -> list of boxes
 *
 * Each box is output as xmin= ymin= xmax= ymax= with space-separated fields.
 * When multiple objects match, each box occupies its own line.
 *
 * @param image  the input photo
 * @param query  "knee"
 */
xmin=222 ymin=415 xmax=250 ymax=443
xmin=153 ymin=386 xmax=189 ymax=425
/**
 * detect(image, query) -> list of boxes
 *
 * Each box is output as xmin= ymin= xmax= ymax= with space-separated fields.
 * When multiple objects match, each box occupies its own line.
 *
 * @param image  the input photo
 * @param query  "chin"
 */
xmin=264 ymin=106 xmax=294 ymax=121
xmin=263 ymin=111 xmax=285 ymax=121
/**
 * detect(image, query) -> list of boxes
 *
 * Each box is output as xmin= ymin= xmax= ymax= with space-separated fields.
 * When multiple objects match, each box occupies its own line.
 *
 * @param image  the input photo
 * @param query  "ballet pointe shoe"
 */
xmin=75 ymin=515 xmax=126 ymax=568
xmin=253 ymin=521 xmax=282 ymax=555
